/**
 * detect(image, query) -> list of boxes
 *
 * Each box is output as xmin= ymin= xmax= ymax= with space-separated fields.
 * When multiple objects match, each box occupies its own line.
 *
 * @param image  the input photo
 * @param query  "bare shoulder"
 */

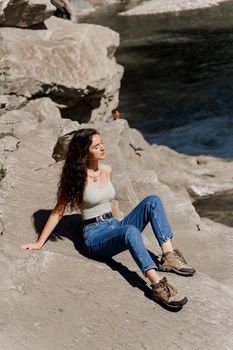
xmin=104 ymin=164 xmax=112 ymax=171
xmin=102 ymin=164 xmax=112 ymax=176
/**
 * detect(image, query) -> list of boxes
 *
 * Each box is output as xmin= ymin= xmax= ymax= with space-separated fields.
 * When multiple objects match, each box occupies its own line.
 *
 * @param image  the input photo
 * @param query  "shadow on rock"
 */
xmin=91 ymin=256 xmax=183 ymax=312
xmin=32 ymin=209 xmax=84 ymax=253
xmin=32 ymin=210 xmax=183 ymax=311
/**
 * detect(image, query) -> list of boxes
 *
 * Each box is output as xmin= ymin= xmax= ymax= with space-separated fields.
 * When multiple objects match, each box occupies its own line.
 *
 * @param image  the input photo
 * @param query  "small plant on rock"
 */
xmin=17 ymin=100 xmax=29 ymax=109
xmin=0 ymin=132 xmax=15 ymax=139
xmin=0 ymin=66 xmax=10 ymax=90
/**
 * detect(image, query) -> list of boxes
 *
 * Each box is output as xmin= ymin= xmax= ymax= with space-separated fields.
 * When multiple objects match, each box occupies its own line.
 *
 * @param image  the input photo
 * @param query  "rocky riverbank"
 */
xmin=119 ymin=0 xmax=231 ymax=16
xmin=194 ymin=190 xmax=233 ymax=227
xmin=1 ymin=1 xmax=233 ymax=349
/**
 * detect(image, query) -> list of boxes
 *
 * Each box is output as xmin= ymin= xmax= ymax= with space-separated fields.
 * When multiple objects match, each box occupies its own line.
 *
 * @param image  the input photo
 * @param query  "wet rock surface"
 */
xmin=194 ymin=190 xmax=233 ymax=227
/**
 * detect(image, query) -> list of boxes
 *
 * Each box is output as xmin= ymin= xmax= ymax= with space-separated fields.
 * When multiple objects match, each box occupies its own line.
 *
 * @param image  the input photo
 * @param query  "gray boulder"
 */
xmin=0 ymin=16 xmax=123 ymax=123
xmin=128 ymin=127 xmax=233 ymax=200
xmin=0 ymin=135 xmax=19 ymax=152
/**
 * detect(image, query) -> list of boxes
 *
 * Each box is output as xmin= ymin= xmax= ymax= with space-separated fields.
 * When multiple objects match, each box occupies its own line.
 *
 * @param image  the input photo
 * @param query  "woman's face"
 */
xmin=88 ymin=134 xmax=106 ymax=161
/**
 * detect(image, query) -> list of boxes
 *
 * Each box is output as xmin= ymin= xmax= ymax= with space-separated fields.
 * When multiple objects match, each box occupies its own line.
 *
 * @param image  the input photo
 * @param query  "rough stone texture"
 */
xmin=88 ymin=0 xmax=120 ymax=4
xmin=0 ymin=98 xmax=79 ymax=148
xmin=119 ymin=0 xmax=230 ymax=16
xmin=0 ymin=16 xmax=124 ymax=123
xmin=0 ymin=97 xmax=79 ymax=196
xmin=1 ymin=1 xmax=233 ymax=346
xmin=0 ymin=0 xmax=55 ymax=27
xmin=71 ymin=0 xmax=121 ymax=16
xmin=1 ymin=100 xmax=233 ymax=348
xmin=128 ymin=127 xmax=233 ymax=200
xmin=0 ymin=135 xmax=19 ymax=152
xmin=0 ymin=94 xmax=27 ymax=112
xmin=2 ymin=257 xmax=233 ymax=350
xmin=194 ymin=190 xmax=233 ymax=227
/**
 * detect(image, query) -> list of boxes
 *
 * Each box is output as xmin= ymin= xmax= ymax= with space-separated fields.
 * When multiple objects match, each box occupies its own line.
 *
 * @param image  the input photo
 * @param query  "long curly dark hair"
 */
xmin=57 ymin=128 xmax=99 ymax=211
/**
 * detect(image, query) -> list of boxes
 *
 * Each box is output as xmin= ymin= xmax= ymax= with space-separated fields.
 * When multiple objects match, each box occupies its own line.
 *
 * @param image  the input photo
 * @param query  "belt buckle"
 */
xmin=97 ymin=214 xmax=105 ymax=222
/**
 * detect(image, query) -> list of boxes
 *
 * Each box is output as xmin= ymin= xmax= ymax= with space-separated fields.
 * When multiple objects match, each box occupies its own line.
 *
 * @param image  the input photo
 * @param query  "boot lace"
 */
xmin=159 ymin=277 xmax=177 ymax=297
xmin=173 ymin=249 xmax=187 ymax=264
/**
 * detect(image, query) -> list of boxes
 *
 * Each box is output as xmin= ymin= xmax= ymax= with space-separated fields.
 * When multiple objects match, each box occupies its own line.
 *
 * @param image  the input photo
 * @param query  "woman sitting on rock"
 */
xmin=20 ymin=128 xmax=195 ymax=309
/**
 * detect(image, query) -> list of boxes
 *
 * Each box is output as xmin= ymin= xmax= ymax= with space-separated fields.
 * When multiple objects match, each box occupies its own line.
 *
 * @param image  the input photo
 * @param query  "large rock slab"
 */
xmin=0 ymin=97 xmax=79 ymax=144
xmin=119 ymin=0 xmax=230 ymax=16
xmin=127 ymin=169 xmax=233 ymax=289
xmin=0 ymin=16 xmax=123 ymax=122
xmin=1 ymin=106 xmax=233 ymax=348
xmin=0 ymin=97 xmax=79 ymax=206
xmin=1 ymin=250 xmax=233 ymax=349
xmin=128 ymin=128 xmax=233 ymax=200
xmin=2 ymin=113 xmax=233 ymax=289
xmin=0 ymin=0 xmax=55 ymax=27
xmin=194 ymin=190 xmax=233 ymax=227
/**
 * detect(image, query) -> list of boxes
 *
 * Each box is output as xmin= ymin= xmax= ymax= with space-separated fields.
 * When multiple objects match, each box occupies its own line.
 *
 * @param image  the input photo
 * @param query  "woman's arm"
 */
xmin=111 ymin=199 xmax=123 ymax=220
xmin=107 ymin=165 xmax=124 ymax=220
xmin=20 ymin=202 xmax=67 ymax=251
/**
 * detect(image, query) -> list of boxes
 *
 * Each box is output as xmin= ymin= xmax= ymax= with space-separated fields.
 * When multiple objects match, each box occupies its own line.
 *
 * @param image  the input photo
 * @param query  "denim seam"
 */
xmin=121 ymin=201 xmax=148 ymax=230
xmin=84 ymin=227 xmax=123 ymax=248
xmin=123 ymin=201 xmax=171 ymax=245
xmin=85 ymin=223 xmax=142 ymax=248
xmin=149 ymin=202 xmax=173 ymax=245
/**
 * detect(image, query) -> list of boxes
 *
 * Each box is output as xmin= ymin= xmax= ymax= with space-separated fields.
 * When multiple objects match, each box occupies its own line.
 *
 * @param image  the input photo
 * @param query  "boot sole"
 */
xmin=153 ymin=295 xmax=188 ymax=309
xmin=158 ymin=265 xmax=196 ymax=276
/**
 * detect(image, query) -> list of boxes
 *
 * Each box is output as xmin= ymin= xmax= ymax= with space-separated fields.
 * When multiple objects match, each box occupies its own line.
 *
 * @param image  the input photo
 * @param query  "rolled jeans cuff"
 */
xmin=143 ymin=265 xmax=158 ymax=276
xmin=159 ymin=234 xmax=173 ymax=246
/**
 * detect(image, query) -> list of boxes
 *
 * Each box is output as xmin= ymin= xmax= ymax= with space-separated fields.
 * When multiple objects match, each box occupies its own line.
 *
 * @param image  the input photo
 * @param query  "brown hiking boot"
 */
xmin=151 ymin=277 xmax=188 ymax=308
xmin=159 ymin=249 xmax=196 ymax=276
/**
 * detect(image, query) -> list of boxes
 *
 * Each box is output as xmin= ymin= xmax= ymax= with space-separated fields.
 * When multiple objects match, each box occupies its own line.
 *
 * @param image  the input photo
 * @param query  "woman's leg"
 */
xmin=83 ymin=220 xmax=157 ymax=275
xmin=119 ymin=195 xmax=195 ymax=276
xmin=161 ymin=240 xmax=173 ymax=254
xmin=120 ymin=195 xmax=173 ymax=246
xmin=83 ymin=219 xmax=188 ymax=308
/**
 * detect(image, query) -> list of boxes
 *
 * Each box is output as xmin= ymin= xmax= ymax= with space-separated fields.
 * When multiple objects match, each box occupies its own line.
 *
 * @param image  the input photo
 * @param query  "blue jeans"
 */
xmin=82 ymin=195 xmax=173 ymax=275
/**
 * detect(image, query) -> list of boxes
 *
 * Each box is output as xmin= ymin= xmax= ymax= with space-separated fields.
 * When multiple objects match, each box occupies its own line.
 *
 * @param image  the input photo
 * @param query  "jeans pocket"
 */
xmin=83 ymin=222 xmax=97 ymax=234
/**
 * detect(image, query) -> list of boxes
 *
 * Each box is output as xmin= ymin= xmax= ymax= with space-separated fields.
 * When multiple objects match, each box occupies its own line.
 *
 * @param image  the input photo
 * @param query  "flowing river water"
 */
xmin=81 ymin=1 xmax=233 ymax=226
xmin=81 ymin=1 xmax=233 ymax=159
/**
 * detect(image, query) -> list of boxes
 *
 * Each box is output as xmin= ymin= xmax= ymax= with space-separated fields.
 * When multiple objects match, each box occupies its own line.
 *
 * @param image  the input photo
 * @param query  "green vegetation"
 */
xmin=0 ymin=66 xmax=9 ymax=90
xmin=0 ymin=100 xmax=29 ymax=115
xmin=0 ymin=67 xmax=10 ymax=76
xmin=0 ymin=83 xmax=8 ymax=89
xmin=17 ymin=100 xmax=28 ymax=109
xmin=0 ymin=132 xmax=15 ymax=139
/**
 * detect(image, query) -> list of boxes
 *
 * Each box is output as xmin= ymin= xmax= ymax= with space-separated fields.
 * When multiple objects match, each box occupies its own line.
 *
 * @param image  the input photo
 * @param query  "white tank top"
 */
xmin=80 ymin=166 xmax=116 ymax=220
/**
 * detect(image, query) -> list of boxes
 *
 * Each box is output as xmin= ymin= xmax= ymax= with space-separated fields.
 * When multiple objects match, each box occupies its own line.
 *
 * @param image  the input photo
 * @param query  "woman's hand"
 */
xmin=19 ymin=202 xmax=66 ymax=252
xmin=20 ymin=242 xmax=43 ymax=251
